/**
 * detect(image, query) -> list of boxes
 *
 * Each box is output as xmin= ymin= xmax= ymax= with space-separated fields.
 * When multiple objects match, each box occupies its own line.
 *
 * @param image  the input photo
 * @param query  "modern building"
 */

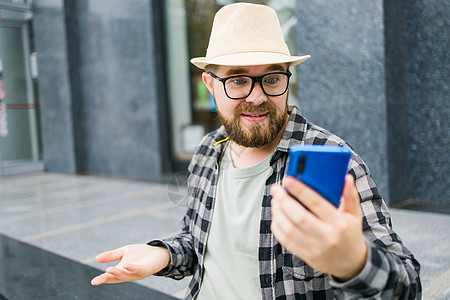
xmin=0 ymin=0 xmax=448 ymax=211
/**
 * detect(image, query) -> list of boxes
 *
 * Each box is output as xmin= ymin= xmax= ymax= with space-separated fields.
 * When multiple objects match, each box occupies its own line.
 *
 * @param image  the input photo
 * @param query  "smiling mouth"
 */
xmin=241 ymin=112 xmax=269 ymax=117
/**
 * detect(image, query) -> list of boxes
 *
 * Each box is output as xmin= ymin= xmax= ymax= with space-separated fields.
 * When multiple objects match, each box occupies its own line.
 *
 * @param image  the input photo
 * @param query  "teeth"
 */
xmin=244 ymin=113 xmax=266 ymax=117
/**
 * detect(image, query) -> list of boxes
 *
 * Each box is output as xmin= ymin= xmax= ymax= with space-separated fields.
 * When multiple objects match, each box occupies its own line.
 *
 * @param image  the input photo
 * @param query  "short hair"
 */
xmin=204 ymin=64 xmax=219 ymax=73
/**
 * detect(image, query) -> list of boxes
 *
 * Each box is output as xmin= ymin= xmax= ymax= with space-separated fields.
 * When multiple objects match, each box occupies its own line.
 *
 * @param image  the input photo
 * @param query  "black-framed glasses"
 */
xmin=208 ymin=70 xmax=292 ymax=100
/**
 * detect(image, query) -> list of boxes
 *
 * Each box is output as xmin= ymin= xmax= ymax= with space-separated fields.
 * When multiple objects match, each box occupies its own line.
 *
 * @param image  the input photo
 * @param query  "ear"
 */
xmin=202 ymin=72 xmax=214 ymax=96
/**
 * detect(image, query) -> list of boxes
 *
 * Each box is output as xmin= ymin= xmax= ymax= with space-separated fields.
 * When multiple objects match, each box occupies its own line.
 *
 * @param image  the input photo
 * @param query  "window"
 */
xmin=0 ymin=3 xmax=42 ymax=175
xmin=165 ymin=0 xmax=298 ymax=167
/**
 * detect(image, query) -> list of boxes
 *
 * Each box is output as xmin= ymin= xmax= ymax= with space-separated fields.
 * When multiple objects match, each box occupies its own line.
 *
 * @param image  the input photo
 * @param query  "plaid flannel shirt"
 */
xmin=151 ymin=106 xmax=421 ymax=299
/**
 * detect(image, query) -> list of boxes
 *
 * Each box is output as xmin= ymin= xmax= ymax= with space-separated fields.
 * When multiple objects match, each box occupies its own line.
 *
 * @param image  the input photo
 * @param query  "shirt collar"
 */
xmin=275 ymin=105 xmax=308 ymax=153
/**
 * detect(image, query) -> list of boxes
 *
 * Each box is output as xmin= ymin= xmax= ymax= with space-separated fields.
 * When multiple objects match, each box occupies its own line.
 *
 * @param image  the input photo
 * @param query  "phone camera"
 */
xmin=297 ymin=155 xmax=306 ymax=174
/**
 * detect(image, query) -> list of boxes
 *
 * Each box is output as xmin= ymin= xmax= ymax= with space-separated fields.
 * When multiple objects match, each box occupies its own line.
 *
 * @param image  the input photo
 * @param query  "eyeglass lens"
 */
xmin=224 ymin=73 xmax=289 ymax=99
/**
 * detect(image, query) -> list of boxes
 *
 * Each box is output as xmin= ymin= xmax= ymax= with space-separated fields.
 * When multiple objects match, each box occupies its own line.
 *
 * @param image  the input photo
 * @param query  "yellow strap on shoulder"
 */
xmin=213 ymin=137 xmax=229 ymax=146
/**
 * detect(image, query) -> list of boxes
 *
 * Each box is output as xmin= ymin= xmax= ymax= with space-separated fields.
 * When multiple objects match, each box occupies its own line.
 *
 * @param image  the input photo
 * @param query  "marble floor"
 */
xmin=0 ymin=172 xmax=190 ymax=299
xmin=0 ymin=234 xmax=177 ymax=300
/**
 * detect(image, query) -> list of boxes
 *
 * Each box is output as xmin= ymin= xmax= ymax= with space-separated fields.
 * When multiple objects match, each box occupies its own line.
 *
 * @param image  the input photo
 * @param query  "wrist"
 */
xmin=335 ymin=240 xmax=368 ymax=281
xmin=147 ymin=242 xmax=171 ymax=273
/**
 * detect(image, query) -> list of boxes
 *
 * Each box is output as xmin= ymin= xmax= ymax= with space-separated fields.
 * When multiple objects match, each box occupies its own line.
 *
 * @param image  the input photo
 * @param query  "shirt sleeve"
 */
xmin=329 ymin=152 xmax=422 ymax=299
xmin=148 ymin=224 xmax=196 ymax=280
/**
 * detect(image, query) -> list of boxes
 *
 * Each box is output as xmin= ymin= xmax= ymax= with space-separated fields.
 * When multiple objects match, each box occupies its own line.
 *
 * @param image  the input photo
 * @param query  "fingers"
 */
xmin=91 ymin=272 xmax=122 ymax=285
xmin=91 ymin=266 xmax=139 ymax=286
xmin=339 ymin=175 xmax=361 ymax=216
xmin=271 ymin=184 xmax=334 ymax=260
xmin=95 ymin=247 xmax=125 ymax=263
xmin=270 ymin=184 xmax=325 ymax=239
xmin=282 ymin=176 xmax=337 ymax=221
xmin=271 ymin=185 xmax=307 ymax=219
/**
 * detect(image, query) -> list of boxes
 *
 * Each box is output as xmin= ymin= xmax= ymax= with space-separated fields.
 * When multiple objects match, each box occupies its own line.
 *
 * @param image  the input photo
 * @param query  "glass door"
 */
xmin=0 ymin=5 xmax=42 ymax=175
xmin=165 ymin=0 xmax=298 ymax=170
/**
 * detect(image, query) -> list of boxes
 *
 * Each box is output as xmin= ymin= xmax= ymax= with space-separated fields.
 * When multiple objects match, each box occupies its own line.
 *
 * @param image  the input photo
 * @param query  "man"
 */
xmin=92 ymin=3 xmax=421 ymax=299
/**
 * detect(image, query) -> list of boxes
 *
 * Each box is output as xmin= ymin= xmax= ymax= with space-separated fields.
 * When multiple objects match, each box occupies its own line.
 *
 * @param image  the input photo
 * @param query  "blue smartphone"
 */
xmin=286 ymin=145 xmax=351 ymax=207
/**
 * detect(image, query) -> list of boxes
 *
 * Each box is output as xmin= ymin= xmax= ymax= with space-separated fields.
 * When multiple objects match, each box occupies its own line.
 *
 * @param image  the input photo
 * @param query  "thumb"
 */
xmin=96 ymin=247 xmax=125 ymax=263
xmin=339 ymin=174 xmax=361 ymax=216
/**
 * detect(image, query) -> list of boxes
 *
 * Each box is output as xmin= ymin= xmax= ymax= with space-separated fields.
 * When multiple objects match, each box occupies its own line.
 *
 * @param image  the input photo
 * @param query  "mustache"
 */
xmin=233 ymin=101 xmax=277 ymax=115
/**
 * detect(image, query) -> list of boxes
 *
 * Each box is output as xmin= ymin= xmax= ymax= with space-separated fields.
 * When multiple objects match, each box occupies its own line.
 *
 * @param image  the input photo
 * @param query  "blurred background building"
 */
xmin=0 ymin=0 xmax=448 ymax=211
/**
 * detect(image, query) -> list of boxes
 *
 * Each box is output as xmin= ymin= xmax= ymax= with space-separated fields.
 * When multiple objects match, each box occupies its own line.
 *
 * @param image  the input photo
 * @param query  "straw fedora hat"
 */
xmin=190 ymin=2 xmax=310 ymax=69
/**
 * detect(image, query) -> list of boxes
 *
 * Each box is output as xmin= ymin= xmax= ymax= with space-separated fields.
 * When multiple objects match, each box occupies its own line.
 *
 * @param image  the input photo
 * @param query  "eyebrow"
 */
xmin=224 ymin=64 xmax=288 ymax=76
xmin=224 ymin=68 xmax=248 ymax=76
xmin=266 ymin=64 xmax=288 ymax=72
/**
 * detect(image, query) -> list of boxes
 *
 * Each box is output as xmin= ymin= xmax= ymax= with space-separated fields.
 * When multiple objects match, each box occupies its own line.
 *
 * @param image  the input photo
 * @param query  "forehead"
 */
xmin=217 ymin=64 xmax=288 ymax=76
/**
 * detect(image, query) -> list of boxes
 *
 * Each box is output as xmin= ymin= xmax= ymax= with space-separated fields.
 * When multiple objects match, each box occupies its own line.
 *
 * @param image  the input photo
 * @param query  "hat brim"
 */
xmin=190 ymin=52 xmax=311 ymax=69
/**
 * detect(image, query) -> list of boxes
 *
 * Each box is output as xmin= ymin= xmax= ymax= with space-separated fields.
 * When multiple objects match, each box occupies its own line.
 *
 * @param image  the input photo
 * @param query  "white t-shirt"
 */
xmin=196 ymin=143 xmax=273 ymax=300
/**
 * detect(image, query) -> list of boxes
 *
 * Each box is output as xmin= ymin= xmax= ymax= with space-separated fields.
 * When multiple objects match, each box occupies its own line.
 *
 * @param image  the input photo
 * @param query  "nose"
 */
xmin=245 ymin=82 xmax=267 ymax=105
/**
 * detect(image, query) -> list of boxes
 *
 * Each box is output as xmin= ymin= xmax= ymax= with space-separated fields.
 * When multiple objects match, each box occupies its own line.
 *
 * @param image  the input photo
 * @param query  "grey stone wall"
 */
xmin=297 ymin=0 xmax=449 ymax=206
xmin=295 ymin=1 xmax=388 ymax=201
xmin=32 ymin=0 xmax=77 ymax=174
xmin=33 ymin=0 xmax=165 ymax=180
xmin=384 ymin=0 xmax=411 ymax=205
xmin=385 ymin=0 xmax=450 ymax=205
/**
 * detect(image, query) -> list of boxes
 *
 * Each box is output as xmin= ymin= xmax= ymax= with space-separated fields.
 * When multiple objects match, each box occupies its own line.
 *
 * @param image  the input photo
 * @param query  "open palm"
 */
xmin=91 ymin=244 xmax=170 ymax=285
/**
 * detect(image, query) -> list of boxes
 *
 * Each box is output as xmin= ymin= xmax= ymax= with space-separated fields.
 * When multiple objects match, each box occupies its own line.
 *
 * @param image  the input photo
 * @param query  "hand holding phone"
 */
xmin=286 ymin=145 xmax=351 ymax=207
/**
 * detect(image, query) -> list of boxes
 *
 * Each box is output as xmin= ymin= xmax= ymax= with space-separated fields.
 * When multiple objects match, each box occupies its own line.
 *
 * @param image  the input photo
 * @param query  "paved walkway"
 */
xmin=0 ymin=172 xmax=449 ymax=299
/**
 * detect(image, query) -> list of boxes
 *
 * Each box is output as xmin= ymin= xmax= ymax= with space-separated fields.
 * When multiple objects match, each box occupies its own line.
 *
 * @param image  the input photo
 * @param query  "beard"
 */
xmin=217 ymin=100 xmax=288 ymax=148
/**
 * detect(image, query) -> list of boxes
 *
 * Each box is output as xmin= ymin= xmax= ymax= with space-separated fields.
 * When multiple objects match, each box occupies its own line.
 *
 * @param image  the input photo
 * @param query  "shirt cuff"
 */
xmin=329 ymin=239 xmax=390 ymax=295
